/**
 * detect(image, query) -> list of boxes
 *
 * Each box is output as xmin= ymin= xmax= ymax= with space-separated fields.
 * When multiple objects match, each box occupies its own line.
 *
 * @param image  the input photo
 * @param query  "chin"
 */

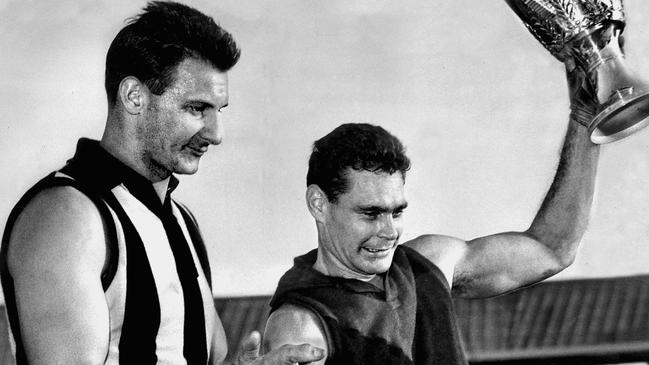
xmin=174 ymin=159 xmax=201 ymax=175
xmin=359 ymin=251 xmax=395 ymax=275
xmin=360 ymin=260 xmax=393 ymax=275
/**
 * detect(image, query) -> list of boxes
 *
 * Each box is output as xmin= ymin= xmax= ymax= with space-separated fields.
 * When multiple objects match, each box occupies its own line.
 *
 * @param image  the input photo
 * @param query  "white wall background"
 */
xmin=1 ymin=0 xmax=649 ymax=297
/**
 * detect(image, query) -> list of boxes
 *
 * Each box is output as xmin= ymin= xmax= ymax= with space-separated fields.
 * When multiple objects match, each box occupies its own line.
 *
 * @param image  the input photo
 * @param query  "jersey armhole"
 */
xmin=273 ymin=299 xmax=334 ymax=358
xmin=18 ymin=173 xmax=119 ymax=290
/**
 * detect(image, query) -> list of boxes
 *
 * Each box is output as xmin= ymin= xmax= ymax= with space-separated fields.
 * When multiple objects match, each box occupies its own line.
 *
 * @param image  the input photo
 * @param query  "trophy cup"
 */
xmin=505 ymin=0 xmax=649 ymax=144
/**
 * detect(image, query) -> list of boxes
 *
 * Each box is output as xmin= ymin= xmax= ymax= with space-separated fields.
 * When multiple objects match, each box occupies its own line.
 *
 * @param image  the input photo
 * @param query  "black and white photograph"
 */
xmin=1 ymin=1 xmax=649 ymax=364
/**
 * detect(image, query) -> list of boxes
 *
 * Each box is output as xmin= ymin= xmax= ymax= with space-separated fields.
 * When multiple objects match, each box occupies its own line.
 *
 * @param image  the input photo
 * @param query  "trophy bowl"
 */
xmin=505 ymin=0 xmax=649 ymax=144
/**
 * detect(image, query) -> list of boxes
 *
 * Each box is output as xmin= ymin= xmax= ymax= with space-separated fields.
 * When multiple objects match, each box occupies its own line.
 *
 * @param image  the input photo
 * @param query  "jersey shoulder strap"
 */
xmin=1 ymin=172 xmax=119 ymax=290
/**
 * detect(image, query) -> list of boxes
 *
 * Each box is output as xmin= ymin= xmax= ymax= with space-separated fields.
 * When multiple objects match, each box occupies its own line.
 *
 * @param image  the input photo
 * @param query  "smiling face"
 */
xmin=137 ymin=57 xmax=229 ymax=180
xmin=316 ymin=169 xmax=408 ymax=277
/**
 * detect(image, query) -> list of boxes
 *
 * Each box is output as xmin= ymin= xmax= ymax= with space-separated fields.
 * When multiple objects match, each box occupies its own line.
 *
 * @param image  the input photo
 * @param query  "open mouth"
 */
xmin=361 ymin=245 xmax=393 ymax=254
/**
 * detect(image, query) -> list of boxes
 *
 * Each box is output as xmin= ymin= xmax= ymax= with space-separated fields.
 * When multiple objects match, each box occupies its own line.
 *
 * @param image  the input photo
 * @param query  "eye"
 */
xmin=363 ymin=211 xmax=380 ymax=220
xmin=185 ymin=104 xmax=209 ymax=117
xmin=392 ymin=210 xmax=404 ymax=218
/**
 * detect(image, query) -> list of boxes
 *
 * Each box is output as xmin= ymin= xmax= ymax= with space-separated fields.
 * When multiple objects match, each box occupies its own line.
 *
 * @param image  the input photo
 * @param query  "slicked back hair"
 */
xmin=307 ymin=123 xmax=411 ymax=203
xmin=105 ymin=1 xmax=241 ymax=105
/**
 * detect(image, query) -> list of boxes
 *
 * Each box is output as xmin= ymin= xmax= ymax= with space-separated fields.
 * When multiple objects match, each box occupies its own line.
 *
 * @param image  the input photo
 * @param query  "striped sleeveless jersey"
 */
xmin=0 ymin=139 xmax=226 ymax=364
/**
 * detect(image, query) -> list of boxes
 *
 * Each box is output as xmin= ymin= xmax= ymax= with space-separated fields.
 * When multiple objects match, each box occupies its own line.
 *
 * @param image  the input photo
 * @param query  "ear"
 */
xmin=306 ymin=184 xmax=329 ymax=222
xmin=118 ymin=77 xmax=148 ymax=115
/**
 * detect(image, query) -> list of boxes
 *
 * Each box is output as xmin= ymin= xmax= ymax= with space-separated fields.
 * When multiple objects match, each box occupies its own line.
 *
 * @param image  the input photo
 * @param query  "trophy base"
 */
xmin=590 ymin=89 xmax=649 ymax=144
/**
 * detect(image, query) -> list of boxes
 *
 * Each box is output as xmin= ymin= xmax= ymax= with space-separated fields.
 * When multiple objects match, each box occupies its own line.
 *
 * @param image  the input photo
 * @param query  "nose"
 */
xmin=377 ymin=215 xmax=399 ymax=240
xmin=201 ymin=109 xmax=223 ymax=145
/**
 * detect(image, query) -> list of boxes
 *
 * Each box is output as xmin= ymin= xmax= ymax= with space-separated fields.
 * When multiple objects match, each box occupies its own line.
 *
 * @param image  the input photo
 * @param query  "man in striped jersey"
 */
xmin=0 ymin=2 xmax=323 ymax=365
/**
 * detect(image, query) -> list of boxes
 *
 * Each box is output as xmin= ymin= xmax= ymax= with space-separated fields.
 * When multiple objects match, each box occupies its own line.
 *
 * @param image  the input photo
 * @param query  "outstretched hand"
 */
xmin=236 ymin=331 xmax=325 ymax=365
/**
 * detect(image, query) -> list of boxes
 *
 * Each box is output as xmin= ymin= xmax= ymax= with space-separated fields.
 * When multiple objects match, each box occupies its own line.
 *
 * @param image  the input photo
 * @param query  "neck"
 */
xmin=100 ymin=122 xmax=171 ymax=203
xmin=313 ymin=247 xmax=376 ymax=282
xmin=100 ymin=117 xmax=171 ymax=185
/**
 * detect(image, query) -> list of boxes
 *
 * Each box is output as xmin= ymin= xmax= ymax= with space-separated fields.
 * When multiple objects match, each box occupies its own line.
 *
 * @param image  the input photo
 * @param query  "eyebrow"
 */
xmin=184 ymin=95 xmax=228 ymax=108
xmin=183 ymin=100 xmax=214 ymax=108
xmin=355 ymin=202 xmax=408 ymax=213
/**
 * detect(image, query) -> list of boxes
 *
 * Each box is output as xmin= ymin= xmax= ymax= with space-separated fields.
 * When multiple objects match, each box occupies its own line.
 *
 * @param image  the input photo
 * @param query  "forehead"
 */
xmin=163 ymin=58 xmax=229 ymax=104
xmin=339 ymin=169 xmax=406 ymax=208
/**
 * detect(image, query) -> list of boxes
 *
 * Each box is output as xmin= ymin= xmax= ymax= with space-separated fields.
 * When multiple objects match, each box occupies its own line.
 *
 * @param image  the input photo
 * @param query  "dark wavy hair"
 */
xmin=104 ymin=1 xmax=241 ymax=104
xmin=307 ymin=123 xmax=411 ymax=203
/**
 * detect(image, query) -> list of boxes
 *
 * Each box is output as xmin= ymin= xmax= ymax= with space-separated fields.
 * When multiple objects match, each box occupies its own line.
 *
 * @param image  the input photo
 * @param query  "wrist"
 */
xmin=570 ymin=103 xmax=597 ymax=128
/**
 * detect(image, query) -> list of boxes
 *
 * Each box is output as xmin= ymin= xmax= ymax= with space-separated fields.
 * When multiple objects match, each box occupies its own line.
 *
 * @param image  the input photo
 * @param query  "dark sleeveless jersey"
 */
xmin=269 ymin=245 xmax=467 ymax=365
xmin=0 ymin=138 xmax=222 ymax=364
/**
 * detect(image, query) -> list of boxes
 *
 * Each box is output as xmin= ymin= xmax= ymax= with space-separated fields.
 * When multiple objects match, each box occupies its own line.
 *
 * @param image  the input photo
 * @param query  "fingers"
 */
xmin=237 ymin=331 xmax=262 ymax=364
xmin=565 ymin=61 xmax=598 ymax=119
xmin=266 ymin=343 xmax=325 ymax=364
xmin=237 ymin=331 xmax=325 ymax=365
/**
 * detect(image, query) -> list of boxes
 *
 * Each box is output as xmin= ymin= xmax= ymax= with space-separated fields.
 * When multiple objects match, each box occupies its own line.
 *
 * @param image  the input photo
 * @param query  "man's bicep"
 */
xmin=404 ymin=233 xmax=560 ymax=298
xmin=453 ymin=232 xmax=562 ymax=298
xmin=263 ymin=304 xmax=328 ymax=365
xmin=7 ymin=187 xmax=110 ymax=364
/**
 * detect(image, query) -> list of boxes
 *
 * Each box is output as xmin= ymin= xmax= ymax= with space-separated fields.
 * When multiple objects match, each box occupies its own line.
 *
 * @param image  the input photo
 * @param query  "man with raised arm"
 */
xmin=0 ymin=2 xmax=323 ymax=364
xmin=263 ymin=66 xmax=600 ymax=363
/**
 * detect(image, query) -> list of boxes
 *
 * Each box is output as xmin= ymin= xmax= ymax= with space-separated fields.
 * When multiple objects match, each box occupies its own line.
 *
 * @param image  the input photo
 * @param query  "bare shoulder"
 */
xmin=7 ymin=185 xmax=107 ymax=278
xmin=264 ymin=303 xmax=328 ymax=363
xmin=403 ymin=234 xmax=469 ymax=287
xmin=6 ymin=186 xmax=111 ymax=363
xmin=403 ymin=234 xmax=468 ymax=265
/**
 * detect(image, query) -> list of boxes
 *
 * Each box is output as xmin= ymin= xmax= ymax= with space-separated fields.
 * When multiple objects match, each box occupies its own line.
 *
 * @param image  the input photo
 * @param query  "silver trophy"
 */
xmin=505 ymin=0 xmax=649 ymax=144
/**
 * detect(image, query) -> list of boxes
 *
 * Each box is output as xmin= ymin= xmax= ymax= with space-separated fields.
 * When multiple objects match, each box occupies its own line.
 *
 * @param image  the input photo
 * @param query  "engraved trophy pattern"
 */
xmin=506 ymin=0 xmax=649 ymax=144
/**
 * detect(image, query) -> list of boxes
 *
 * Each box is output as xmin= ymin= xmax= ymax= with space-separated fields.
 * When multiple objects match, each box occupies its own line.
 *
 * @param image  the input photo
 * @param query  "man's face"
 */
xmin=137 ymin=57 xmax=229 ymax=180
xmin=320 ymin=169 xmax=407 ymax=276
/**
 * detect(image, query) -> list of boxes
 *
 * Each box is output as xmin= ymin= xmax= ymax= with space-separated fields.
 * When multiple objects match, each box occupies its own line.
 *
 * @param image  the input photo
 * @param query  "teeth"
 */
xmin=365 ymin=248 xmax=387 ymax=253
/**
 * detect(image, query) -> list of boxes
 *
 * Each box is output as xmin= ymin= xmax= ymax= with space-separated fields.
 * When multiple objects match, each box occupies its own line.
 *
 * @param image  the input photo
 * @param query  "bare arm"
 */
xmin=406 ymin=66 xmax=600 ymax=298
xmin=7 ymin=187 xmax=110 ymax=364
xmin=233 ymin=303 xmax=326 ymax=365
xmin=260 ymin=304 xmax=328 ymax=365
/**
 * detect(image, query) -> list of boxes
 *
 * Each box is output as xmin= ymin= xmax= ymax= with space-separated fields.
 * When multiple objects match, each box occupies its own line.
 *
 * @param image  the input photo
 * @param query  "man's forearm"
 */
xmin=526 ymin=119 xmax=600 ymax=264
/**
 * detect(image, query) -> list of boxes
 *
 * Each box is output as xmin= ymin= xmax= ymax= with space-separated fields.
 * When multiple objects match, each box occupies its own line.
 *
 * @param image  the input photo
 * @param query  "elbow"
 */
xmin=554 ymin=248 xmax=577 ymax=271
xmin=541 ymin=250 xmax=576 ymax=280
xmin=547 ymin=236 xmax=580 ymax=275
xmin=525 ymin=229 xmax=581 ymax=273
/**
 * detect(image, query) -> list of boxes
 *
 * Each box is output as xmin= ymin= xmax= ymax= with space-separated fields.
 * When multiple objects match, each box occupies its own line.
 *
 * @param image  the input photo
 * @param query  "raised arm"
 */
xmin=6 ymin=187 xmax=110 ymax=364
xmin=406 ymin=65 xmax=601 ymax=298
